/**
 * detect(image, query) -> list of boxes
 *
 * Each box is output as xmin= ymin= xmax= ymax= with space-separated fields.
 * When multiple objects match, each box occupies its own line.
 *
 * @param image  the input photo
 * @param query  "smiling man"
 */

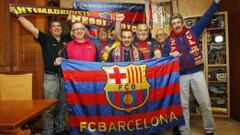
xmin=133 ymin=23 xmax=161 ymax=59
xmin=15 ymin=16 xmax=72 ymax=135
xmin=162 ymin=0 xmax=221 ymax=135
xmin=54 ymin=22 xmax=97 ymax=65
xmin=155 ymin=28 xmax=168 ymax=50
xmin=96 ymin=27 xmax=114 ymax=62
xmin=62 ymin=22 xmax=97 ymax=62
xmin=115 ymin=14 xmax=161 ymax=60
xmin=107 ymin=29 xmax=143 ymax=62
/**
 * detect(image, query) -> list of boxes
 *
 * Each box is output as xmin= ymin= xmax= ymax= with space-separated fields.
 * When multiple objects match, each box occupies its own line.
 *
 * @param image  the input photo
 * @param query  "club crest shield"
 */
xmin=102 ymin=64 xmax=150 ymax=112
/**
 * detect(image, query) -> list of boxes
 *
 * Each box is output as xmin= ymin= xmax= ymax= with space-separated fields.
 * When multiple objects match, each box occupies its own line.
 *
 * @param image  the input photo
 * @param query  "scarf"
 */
xmin=170 ymin=27 xmax=203 ymax=65
xmin=113 ymin=45 xmax=140 ymax=62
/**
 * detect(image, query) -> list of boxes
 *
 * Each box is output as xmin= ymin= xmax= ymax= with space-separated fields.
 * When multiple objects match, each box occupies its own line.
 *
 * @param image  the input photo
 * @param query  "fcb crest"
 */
xmin=102 ymin=64 xmax=150 ymax=112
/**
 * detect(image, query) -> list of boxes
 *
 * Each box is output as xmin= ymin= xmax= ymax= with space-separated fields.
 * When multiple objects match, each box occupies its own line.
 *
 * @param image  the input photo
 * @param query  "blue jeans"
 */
xmin=179 ymin=71 xmax=215 ymax=135
xmin=42 ymin=74 xmax=67 ymax=135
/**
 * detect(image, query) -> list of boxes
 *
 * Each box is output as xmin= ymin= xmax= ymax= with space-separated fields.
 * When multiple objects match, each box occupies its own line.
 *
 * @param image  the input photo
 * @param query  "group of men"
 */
xmin=13 ymin=0 xmax=220 ymax=134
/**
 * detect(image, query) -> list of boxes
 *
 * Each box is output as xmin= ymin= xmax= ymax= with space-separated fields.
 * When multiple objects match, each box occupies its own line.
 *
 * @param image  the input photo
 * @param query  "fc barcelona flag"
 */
xmin=61 ymin=57 xmax=185 ymax=135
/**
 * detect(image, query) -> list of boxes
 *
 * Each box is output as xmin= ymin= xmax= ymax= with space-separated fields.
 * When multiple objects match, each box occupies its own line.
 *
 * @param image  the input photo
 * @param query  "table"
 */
xmin=0 ymin=100 xmax=58 ymax=134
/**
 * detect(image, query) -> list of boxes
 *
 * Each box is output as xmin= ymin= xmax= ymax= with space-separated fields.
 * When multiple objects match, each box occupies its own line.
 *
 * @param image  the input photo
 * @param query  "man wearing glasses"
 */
xmin=55 ymin=22 xmax=97 ymax=65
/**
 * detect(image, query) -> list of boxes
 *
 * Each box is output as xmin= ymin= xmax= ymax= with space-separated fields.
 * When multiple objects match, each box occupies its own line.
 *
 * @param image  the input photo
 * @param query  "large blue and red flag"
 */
xmin=61 ymin=57 xmax=185 ymax=135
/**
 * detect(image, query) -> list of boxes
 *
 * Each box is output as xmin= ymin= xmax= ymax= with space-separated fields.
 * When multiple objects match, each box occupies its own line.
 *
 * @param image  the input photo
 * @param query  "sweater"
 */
xmin=162 ymin=2 xmax=220 ymax=75
xmin=65 ymin=38 xmax=96 ymax=62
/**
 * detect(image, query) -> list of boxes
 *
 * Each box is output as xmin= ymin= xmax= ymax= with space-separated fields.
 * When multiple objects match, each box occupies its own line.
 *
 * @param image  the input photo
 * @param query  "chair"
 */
xmin=0 ymin=73 xmax=32 ymax=100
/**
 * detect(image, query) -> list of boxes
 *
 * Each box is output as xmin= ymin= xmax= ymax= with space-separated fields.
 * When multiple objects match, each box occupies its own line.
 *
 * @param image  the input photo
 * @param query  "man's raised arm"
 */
xmin=17 ymin=16 xmax=39 ymax=39
xmin=115 ymin=13 xmax=125 ymax=40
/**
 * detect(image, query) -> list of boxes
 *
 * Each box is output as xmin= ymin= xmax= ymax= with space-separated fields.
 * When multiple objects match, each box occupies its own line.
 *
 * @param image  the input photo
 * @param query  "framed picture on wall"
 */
xmin=150 ymin=0 xmax=177 ymax=35
xmin=151 ymin=1 xmax=173 ymax=27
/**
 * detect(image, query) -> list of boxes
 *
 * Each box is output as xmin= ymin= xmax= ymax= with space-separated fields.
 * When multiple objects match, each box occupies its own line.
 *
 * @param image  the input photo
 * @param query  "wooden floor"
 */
xmin=158 ymin=116 xmax=240 ymax=135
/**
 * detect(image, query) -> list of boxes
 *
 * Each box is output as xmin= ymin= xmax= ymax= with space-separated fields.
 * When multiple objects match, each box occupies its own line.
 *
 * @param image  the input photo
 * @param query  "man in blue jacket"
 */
xmin=162 ymin=0 xmax=220 ymax=135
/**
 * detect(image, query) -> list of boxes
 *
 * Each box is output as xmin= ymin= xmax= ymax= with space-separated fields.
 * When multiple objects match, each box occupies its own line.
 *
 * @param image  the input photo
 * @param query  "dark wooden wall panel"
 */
xmin=0 ymin=0 xmax=11 ymax=72
xmin=219 ymin=0 xmax=240 ymax=120
xmin=0 ymin=0 xmax=47 ymax=99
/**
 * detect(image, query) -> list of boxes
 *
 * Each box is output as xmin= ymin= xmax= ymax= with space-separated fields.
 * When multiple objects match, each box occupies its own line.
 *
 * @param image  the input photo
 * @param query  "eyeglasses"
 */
xmin=72 ymin=27 xmax=85 ymax=32
xmin=156 ymin=33 xmax=165 ymax=36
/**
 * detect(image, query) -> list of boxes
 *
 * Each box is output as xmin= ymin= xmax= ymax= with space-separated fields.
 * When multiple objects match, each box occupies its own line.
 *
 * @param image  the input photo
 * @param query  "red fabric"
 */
xmin=170 ymin=26 xmax=188 ymax=37
xmin=136 ymin=40 xmax=150 ymax=59
xmin=66 ymin=83 xmax=179 ymax=105
xmin=63 ymin=60 xmax=179 ymax=82
xmin=67 ymin=38 xmax=96 ymax=62
xmin=68 ymin=104 xmax=183 ymax=127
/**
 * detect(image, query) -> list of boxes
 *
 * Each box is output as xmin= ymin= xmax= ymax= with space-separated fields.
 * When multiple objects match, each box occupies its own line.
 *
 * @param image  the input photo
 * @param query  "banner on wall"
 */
xmin=10 ymin=3 xmax=146 ymax=36
xmin=10 ymin=4 xmax=88 ymax=16
xmin=73 ymin=2 xmax=146 ymax=37
xmin=61 ymin=57 xmax=185 ymax=135
xmin=9 ymin=4 xmax=110 ymax=27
